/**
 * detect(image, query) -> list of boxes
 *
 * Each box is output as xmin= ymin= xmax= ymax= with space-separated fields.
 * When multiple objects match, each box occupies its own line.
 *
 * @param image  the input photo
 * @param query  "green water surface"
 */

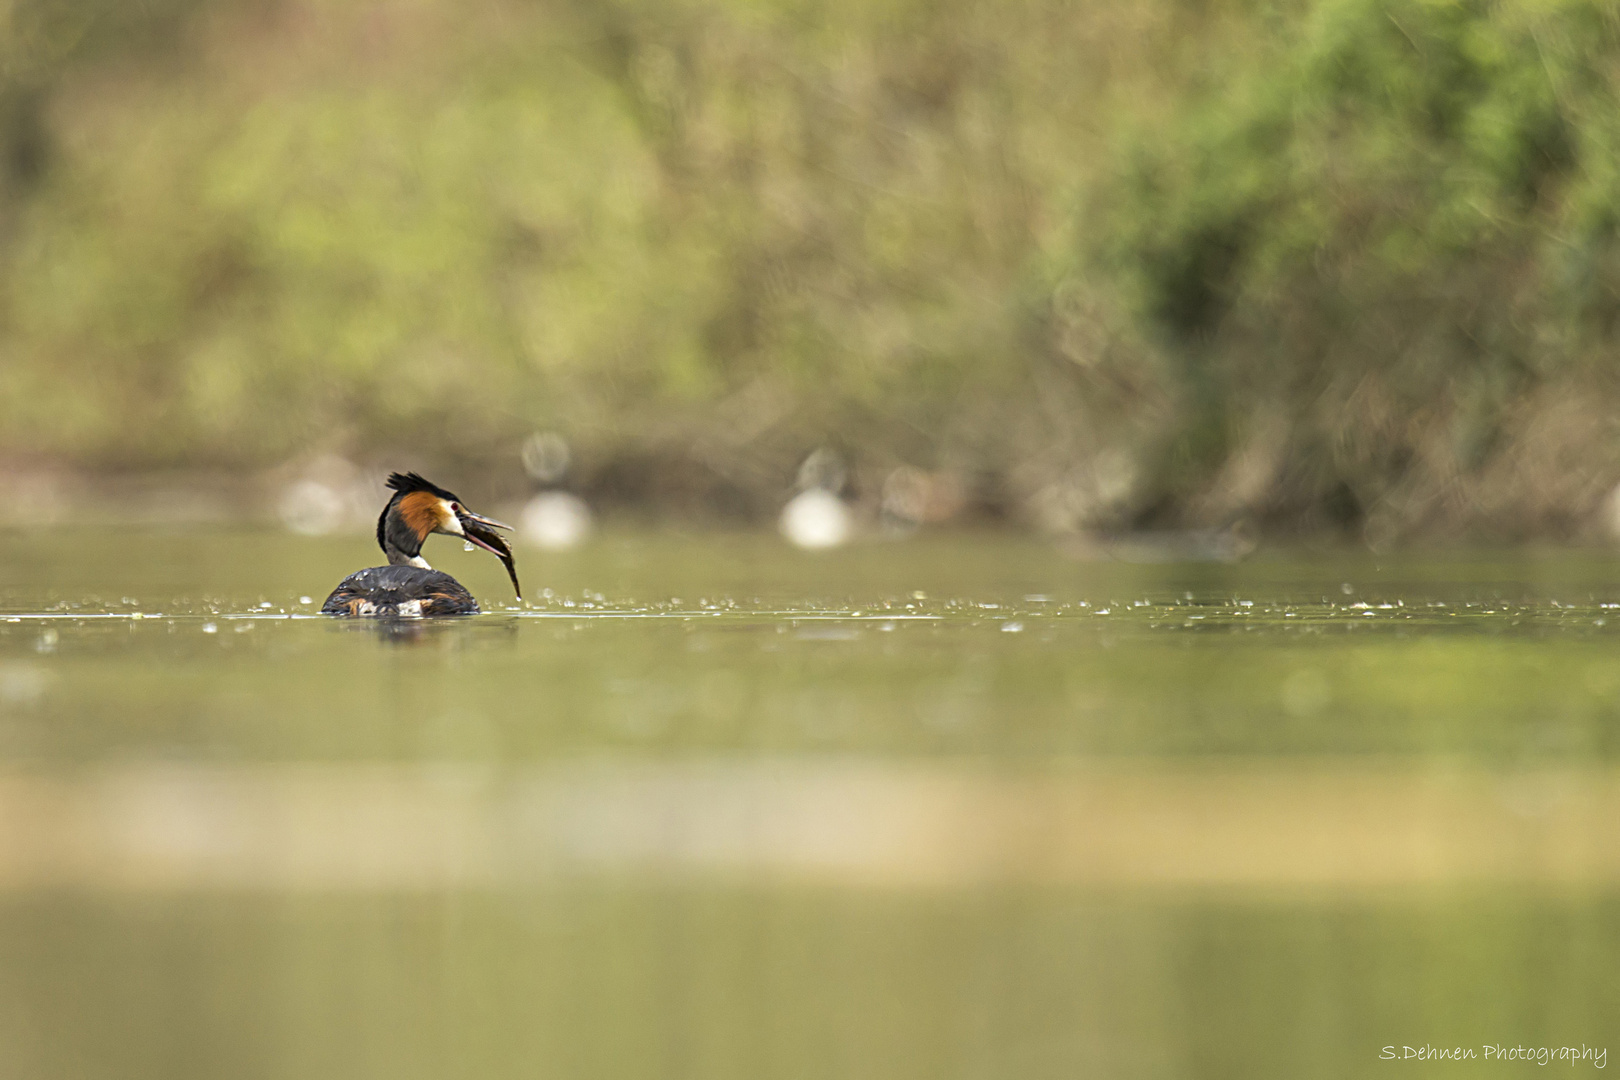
xmin=0 ymin=530 xmax=1616 ymax=1079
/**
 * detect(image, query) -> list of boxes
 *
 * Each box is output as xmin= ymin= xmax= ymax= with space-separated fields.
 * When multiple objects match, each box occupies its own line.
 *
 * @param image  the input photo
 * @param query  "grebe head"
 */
xmin=377 ymin=472 xmax=522 ymax=599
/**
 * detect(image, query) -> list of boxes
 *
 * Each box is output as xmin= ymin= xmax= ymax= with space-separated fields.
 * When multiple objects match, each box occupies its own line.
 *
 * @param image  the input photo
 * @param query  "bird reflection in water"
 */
xmin=329 ymin=613 xmax=521 ymax=646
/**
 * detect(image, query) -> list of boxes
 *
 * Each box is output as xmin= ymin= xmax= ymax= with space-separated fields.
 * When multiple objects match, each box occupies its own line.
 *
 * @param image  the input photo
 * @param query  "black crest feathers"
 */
xmin=385 ymin=472 xmax=459 ymax=502
xmin=378 ymin=472 xmax=460 ymax=556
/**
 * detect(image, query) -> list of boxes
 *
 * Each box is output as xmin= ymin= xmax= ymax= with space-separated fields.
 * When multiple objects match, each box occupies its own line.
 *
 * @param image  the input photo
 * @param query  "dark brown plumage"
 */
xmin=321 ymin=565 xmax=479 ymax=616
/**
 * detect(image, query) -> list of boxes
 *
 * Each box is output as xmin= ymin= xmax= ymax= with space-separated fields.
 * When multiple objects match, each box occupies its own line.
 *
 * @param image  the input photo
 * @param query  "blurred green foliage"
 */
xmin=2 ymin=0 xmax=1620 ymax=535
xmin=1096 ymin=0 xmax=1620 ymax=538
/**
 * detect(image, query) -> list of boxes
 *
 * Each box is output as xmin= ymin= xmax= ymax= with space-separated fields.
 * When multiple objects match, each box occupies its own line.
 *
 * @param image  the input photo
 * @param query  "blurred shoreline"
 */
xmin=6 ymin=462 xmax=1620 ymax=557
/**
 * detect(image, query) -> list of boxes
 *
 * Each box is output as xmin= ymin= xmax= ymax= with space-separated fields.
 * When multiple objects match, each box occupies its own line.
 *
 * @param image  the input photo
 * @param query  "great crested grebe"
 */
xmin=321 ymin=472 xmax=521 ymax=616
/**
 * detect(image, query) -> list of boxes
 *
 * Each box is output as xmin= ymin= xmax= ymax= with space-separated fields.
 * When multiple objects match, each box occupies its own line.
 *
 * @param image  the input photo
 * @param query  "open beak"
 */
xmin=456 ymin=508 xmax=522 ymax=601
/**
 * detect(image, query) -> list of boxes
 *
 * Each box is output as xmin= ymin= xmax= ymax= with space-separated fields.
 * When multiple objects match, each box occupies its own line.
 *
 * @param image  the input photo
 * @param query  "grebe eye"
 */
xmin=450 ymin=502 xmax=461 ymax=512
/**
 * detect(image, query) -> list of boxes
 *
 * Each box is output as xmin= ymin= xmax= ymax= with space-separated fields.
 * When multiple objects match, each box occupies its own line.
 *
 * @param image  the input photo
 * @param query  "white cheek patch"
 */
xmin=440 ymin=501 xmax=465 ymax=536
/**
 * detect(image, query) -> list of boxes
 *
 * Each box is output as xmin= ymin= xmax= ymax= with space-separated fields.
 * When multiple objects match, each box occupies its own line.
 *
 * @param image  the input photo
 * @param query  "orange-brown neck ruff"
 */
xmin=398 ymin=491 xmax=445 ymax=542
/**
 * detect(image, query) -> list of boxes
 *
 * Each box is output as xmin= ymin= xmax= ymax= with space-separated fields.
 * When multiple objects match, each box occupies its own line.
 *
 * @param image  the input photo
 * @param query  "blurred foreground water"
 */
xmin=0 ymin=530 xmax=1617 ymax=1078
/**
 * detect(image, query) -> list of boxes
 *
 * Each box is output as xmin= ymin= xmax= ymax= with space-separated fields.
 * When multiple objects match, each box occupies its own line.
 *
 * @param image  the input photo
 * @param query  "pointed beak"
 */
xmin=456 ymin=507 xmax=522 ymax=601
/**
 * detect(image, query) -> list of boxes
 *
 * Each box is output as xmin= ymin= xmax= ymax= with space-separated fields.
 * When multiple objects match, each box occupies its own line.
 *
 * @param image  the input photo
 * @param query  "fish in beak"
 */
xmin=456 ymin=507 xmax=522 ymax=600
